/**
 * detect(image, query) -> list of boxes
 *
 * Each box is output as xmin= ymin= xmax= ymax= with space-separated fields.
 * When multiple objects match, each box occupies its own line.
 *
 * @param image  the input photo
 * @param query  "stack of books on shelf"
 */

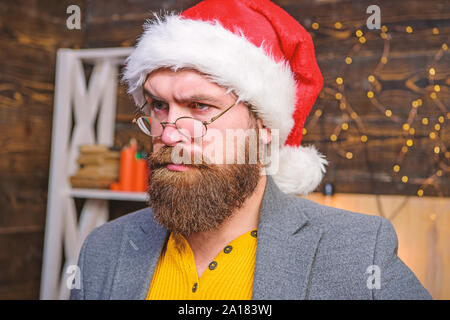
xmin=69 ymin=144 xmax=120 ymax=189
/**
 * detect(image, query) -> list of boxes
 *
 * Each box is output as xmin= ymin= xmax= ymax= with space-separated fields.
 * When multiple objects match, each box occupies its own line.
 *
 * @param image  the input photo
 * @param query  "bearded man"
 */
xmin=70 ymin=0 xmax=430 ymax=300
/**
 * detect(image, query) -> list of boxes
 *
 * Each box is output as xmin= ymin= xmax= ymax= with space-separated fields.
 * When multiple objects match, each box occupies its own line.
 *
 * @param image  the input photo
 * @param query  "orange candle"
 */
xmin=110 ymin=182 xmax=120 ymax=191
xmin=120 ymin=146 xmax=135 ymax=191
xmin=135 ymin=158 xmax=148 ymax=192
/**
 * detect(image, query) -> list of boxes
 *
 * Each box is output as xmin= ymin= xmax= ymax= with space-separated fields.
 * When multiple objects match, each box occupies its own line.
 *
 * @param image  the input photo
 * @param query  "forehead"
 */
xmin=144 ymin=68 xmax=230 ymax=100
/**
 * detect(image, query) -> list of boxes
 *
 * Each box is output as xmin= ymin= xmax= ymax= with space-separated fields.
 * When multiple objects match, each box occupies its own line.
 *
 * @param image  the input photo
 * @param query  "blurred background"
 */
xmin=0 ymin=0 xmax=448 ymax=299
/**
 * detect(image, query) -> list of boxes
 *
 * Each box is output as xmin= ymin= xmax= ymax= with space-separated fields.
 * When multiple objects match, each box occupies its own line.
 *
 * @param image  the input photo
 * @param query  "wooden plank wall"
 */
xmin=297 ymin=0 xmax=449 ymax=197
xmin=304 ymin=193 xmax=450 ymax=299
xmin=0 ymin=0 xmax=448 ymax=299
xmin=0 ymin=0 xmax=86 ymax=299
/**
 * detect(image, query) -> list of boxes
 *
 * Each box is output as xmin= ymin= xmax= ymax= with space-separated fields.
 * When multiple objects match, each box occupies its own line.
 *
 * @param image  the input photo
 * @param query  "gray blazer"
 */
xmin=70 ymin=176 xmax=431 ymax=300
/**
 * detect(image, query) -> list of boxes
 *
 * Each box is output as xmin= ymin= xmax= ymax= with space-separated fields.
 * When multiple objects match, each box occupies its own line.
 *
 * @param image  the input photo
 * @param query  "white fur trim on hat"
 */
xmin=123 ymin=13 xmax=297 ymax=144
xmin=272 ymin=145 xmax=328 ymax=195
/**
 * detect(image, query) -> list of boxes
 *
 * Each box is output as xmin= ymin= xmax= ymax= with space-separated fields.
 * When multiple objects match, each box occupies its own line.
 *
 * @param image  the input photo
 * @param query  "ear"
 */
xmin=256 ymin=118 xmax=272 ymax=145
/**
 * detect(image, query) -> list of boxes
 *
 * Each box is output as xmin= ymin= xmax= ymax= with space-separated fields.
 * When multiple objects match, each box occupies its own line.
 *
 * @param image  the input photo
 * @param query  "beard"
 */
xmin=146 ymin=143 xmax=262 ymax=237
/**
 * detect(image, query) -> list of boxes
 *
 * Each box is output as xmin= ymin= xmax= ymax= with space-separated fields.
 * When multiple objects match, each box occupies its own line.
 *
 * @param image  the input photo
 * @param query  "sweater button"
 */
xmin=208 ymin=261 xmax=218 ymax=270
xmin=192 ymin=282 xmax=198 ymax=293
xmin=223 ymin=245 xmax=233 ymax=254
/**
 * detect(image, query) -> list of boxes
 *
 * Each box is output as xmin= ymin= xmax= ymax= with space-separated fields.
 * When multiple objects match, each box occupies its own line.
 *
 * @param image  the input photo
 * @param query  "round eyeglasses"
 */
xmin=132 ymin=100 xmax=238 ymax=139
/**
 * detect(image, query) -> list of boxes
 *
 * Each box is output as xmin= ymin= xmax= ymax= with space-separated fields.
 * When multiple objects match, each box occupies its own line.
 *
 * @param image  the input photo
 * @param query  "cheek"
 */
xmin=201 ymin=128 xmax=256 ymax=164
xmin=199 ymin=109 xmax=255 ymax=163
xmin=224 ymin=110 xmax=252 ymax=130
xmin=152 ymin=141 xmax=163 ymax=153
xmin=152 ymin=141 xmax=163 ymax=151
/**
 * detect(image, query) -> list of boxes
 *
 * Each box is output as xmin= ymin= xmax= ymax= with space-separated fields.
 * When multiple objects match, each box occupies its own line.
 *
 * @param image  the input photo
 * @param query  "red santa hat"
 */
xmin=123 ymin=0 xmax=327 ymax=195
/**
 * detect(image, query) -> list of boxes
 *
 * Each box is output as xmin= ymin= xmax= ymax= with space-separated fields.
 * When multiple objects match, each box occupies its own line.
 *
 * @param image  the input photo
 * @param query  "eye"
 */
xmin=192 ymin=102 xmax=211 ymax=111
xmin=150 ymin=100 xmax=168 ymax=111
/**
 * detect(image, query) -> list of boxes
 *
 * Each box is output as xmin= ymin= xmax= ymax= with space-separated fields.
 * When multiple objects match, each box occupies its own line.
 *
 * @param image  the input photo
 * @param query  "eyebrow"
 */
xmin=143 ymin=88 xmax=223 ymax=105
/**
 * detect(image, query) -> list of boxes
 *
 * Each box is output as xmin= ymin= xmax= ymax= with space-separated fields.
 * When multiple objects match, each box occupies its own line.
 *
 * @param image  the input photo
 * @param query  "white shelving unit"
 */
xmin=39 ymin=47 xmax=146 ymax=300
xmin=69 ymin=188 xmax=147 ymax=202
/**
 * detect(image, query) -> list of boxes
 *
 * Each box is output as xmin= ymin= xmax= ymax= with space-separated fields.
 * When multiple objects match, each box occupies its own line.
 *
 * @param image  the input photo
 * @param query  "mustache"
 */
xmin=148 ymin=146 xmax=213 ymax=169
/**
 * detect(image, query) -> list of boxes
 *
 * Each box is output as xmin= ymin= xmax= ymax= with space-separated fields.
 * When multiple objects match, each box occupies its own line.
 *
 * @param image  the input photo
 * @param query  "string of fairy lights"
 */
xmin=303 ymin=20 xmax=448 ymax=198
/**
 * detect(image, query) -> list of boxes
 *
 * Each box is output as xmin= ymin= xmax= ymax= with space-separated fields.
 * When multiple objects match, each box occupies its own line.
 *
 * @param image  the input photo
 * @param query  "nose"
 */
xmin=160 ymin=125 xmax=184 ymax=146
xmin=160 ymin=105 xmax=188 ymax=146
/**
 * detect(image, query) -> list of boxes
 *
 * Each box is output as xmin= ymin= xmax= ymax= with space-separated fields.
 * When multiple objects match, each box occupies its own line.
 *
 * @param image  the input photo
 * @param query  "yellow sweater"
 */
xmin=146 ymin=229 xmax=258 ymax=300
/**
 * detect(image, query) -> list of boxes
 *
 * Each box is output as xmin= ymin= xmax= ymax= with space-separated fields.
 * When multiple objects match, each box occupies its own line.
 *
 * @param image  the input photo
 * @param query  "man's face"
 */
xmin=143 ymin=68 xmax=270 ymax=236
xmin=144 ymin=68 xmax=261 ymax=164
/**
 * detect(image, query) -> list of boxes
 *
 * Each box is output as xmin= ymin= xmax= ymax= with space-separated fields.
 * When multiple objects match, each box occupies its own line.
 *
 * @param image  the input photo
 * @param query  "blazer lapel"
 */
xmin=252 ymin=176 xmax=323 ymax=300
xmin=109 ymin=209 xmax=168 ymax=300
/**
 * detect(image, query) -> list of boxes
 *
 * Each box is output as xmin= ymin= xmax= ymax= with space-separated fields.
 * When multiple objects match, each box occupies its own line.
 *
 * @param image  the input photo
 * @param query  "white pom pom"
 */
xmin=272 ymin=145 xmax=328 ymax=195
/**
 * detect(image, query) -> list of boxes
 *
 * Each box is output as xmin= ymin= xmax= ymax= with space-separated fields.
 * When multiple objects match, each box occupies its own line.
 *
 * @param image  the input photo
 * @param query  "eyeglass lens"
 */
xmin=136 ymin=116 xmax=207 ymax=138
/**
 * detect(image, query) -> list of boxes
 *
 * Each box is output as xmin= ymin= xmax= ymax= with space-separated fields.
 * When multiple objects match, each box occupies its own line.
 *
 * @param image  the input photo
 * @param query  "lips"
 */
xmin=166 ymin=163 xmax=190 ymax=172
